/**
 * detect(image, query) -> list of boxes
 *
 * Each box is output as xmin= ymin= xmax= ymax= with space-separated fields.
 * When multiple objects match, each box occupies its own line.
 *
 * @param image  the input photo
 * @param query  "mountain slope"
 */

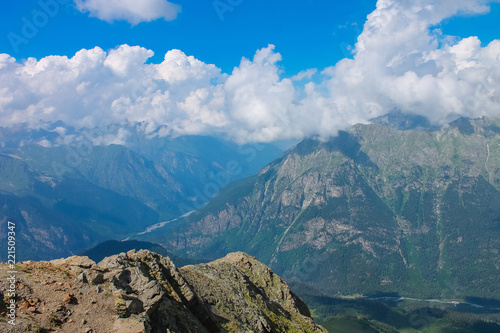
xmin=141 ymin=117 xmax=500 ymax=299
xmin=0 ymin=152 xmax=159 ymax=260
xmin=77 ymin=239 xmax=204 ymax=267
xmin=0 ymin=125 xmax=283 ymax=260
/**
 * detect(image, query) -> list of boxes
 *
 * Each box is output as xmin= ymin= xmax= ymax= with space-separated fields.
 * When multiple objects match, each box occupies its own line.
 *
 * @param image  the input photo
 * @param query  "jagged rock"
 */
xmin=181 ymin=252 xmax=325 ymax=333
xmin=18 ymin=299 xmax=29 ymax=310
xmin=78 ymin=272 xmax=88 ymax=283
xmin=0 ymin=250 xmax=324 ymax=332
xmin=113 ymin=317 xmax=146 ymax=333
xmin=63 ymin=292 xmax=78 ymax=305
xmin=28 ymin=298 xmax=39 ymax=305
xmin=90 ymin=272 xmax=105 ymax=285
xmin=51 ymin=256 xmax=96 ymax=269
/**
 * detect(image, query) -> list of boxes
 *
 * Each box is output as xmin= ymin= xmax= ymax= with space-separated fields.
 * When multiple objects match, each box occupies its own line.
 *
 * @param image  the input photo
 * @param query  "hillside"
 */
xmin=0 ymin=123 xmax=283 ymax=260
xmin=140 ymin=116 xmax=500 ymax=300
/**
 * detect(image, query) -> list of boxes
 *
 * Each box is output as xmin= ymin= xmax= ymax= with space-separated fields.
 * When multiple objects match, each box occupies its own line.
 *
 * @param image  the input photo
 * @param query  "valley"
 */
xmin=2 ymin=115 xmax=500 ymax=332
xmin=2 ymin=1 xmax=500 ymax=330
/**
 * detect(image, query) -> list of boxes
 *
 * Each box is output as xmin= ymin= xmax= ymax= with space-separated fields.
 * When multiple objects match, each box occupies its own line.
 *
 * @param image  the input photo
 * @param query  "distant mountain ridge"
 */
xmin=139 ymin=116 xmax=500 ymax=300
xmin=0 ymin=123 xmax=283 ymax=260
xmin=78 ymin=240 xmax=204 ymax=267
xmin=369 ymin=109 xmax=439 ymax=131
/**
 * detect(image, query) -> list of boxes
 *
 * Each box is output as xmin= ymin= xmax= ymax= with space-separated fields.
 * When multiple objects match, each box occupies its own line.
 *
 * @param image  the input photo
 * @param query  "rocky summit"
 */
xmin=0 ymin=250 xmax=325 ymax=333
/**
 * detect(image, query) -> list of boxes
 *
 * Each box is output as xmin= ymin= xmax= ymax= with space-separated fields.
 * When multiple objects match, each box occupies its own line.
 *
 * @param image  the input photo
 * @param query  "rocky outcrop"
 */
xmin=0 ymin=250 xmax=325 ymax=333
xmin=181 ymin=252 xmax=324 ymax=333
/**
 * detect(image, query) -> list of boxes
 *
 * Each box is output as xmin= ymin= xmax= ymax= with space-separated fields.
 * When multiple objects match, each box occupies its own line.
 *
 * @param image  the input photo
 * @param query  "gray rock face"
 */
xmin=0 ymin=250 xmax=325 ymax=333
xmin=147 ymin=117 xmax=500 ymax=299
xmin=180 ymin=252 xmax=325 ymax=333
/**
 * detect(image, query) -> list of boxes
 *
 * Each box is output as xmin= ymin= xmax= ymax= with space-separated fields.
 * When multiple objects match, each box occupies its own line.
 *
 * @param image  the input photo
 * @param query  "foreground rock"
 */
xmin=0 ymin=250 xmax=326 ymax=333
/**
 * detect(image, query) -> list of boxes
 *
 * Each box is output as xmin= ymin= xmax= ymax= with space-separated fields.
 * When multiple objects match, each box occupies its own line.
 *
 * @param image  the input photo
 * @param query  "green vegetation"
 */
xmin=319 ymin=316 xmax=380 ymax=333
xmin=0 ymin=128 xmax=283 ymax=261
xmin=150 ymin=117 xmax=500 ymax=303
xmin=302 ymin=294 xmax=500 ymax=333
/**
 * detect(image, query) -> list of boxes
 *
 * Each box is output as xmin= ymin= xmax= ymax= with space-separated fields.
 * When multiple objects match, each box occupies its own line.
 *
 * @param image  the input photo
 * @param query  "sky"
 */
xmin=1 ymin=0 xmax=500 ymax=143
xmin=1 ymin=0 xmax=376 ymax=74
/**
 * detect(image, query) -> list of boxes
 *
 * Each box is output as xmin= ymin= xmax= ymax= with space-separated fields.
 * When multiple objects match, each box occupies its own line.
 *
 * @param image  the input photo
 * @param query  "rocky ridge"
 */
xmin=0 ymin=250 xmax=325 ymax=333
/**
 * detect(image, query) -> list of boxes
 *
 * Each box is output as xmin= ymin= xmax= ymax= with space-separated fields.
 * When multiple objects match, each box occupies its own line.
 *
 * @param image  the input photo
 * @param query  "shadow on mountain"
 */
xmin=300 ymin=292 xmax=500 ymax=333
xmin=442 ymin=321 xmax=500 ymax=333
xmin=325 ymin=131 xmax=378 ymax=168
xmin=453 ymin=296 xmax=500 ymax=314
xmin=365 ymin=292 xmax=401 ymax=298
xmin=364 ymin=292 xmax=402 ymax=307
xmin=449 ymin=117 xmax=476 ymax=135
xmin=370 ymin=109 xmax=438 ymax=131
xmin=294 ymin=138 xmax=321 ymax=156
xmin=300 ymin=293 xmax=412 ymax=331
xmin=465 ymin=297 xmax=500 ymax=308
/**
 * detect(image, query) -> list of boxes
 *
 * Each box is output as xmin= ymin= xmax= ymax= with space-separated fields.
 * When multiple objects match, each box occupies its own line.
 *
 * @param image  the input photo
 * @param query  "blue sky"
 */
xmin=1 ymin=0 xmax=500 ymax=143
xmin=2 ymin=0 xmax=498 ymax=76
xmin=0 ymin=0 xmax=374 ymax=75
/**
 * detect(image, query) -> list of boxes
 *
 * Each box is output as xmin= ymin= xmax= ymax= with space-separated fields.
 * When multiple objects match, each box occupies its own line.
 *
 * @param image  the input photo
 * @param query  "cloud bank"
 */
xmin=1 ymin=0 xmax=500 ymax=143
xmin=330 ymin=0 xmax=500 ymax=125
xmin=74 ymin=0 xmax=181 ymax=24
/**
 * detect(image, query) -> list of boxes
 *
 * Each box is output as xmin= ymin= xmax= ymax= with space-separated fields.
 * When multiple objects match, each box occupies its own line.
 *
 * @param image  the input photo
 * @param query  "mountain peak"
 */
xmin=370 ymin=109 xmax=437 ymax=131
xmin=447 ymin=116 xmax=500 ymax=136
xmin=0 ymin=250 xmax=325 ymax=333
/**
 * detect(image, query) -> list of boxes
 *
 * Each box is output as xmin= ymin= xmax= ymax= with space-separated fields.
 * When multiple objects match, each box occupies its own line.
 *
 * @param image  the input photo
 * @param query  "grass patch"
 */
xmin=320 ymin=316 xmax=378 ymax=333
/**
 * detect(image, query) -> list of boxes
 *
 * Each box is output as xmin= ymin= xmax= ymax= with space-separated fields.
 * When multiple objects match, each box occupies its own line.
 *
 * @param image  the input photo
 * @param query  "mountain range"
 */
xmin=0 ymin=122 xmax=283 ymax=260
xmin=137 ymin=115 xmax=500 ymax=301
xmin=2 ymin=114 xmax=500 ymax=305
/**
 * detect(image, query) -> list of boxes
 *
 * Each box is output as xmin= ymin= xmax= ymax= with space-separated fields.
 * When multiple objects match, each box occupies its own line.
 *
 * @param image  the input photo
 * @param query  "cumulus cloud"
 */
xmin=1 ymin=0 xmax=500 ymax=143
xmin=290 ymin=69 xmax=317 ymax=81
xmin=324 ymin=0 xmax=500 ymax=125
xmin=74 ymin=0 xmax=181 ymax=24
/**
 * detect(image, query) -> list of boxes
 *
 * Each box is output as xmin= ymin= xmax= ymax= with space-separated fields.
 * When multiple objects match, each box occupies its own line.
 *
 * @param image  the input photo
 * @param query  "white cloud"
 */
xmin=290 ymin=69 xmax=317 ymax=81
xmin=224 ymin=45 xmax=296 ymax=142
xmin=330 ymin=0 xmax=500 ymax=124
xmin=74 ymin=0 xmax=181 ymax=24
xmin=104 ymin=45 xmax=154 ymax=76
xmin=1 ymin=0 xmax=500 ymax=143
